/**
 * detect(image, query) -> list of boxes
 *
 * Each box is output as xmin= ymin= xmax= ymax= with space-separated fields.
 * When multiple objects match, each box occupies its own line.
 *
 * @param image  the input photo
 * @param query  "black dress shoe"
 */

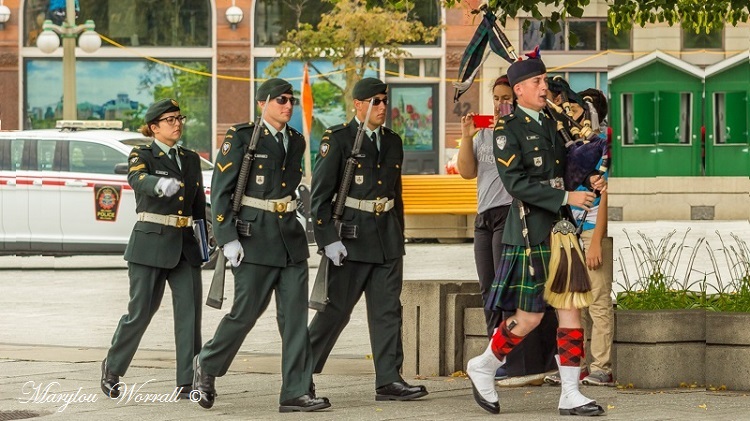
xmin=375 ymin=381 xmax=428 ymax=401
xmin=279 ymin=393 xmax=331 ymax=413
xmin=177 ymin=384 xmax=193 ymax=400
xmin=192 ymin=356 xmax=216 ymax=409
xmin=559 ymin=402 xmax=605 ymax=416
xmin=468 ymin=377 xmax=499 ymax=414
xmin=100 ymin=358 xmax=120 ymax=398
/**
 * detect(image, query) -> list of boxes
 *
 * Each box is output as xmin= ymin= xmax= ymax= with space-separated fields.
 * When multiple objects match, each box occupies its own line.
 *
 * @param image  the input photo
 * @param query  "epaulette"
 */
xmin=382 ymin=126 xmax=396 ymax=135
xmin=137 ymin=143 xmax=152 ymax=151
xmin=231 ymin=121 xmax=255 ymax=132
xmin=288 ymin=126 xmax=303 ymax=137
xmin=328 ymin=123 xmax=348 ymax=133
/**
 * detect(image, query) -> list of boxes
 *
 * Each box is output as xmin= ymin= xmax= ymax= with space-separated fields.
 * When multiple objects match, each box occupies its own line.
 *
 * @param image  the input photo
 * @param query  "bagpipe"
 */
xmin=454 ymin=5 xmax=609 ymax=309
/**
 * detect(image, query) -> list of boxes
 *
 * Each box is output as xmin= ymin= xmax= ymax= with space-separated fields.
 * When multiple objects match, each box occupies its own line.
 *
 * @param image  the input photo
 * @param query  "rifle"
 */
xmin=309 ymin=99 xmax=374 ymax=311
xmin=206 ymin=94 xmax=271 ymax=309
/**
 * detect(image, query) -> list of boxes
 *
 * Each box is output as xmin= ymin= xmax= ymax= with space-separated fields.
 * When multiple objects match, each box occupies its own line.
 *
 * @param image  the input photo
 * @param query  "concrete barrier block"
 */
xmin=444 ymin=293 xmax=483 ymax=375
xmin=706 ymin=312 xmax=750 ymax=345
xmin=615 ymin=310 xmax=705 ymax=343
xmin=401 ymin=280 xmax=479 ymax=376
xmin=614 ymin=343 xmax=705 ymax=388
xmin=463 ymin=308 xmax=487 ymax=337
xmin=706 ymin=345 xmax=750 ymax=391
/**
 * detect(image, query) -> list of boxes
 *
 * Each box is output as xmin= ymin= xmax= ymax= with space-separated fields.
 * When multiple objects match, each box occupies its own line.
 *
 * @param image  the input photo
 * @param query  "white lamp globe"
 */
xmin=225 ymin=5 xmax=243 ymax=26
xmin=78 ymin=29 xmax=101 ymax=53
xmin=36 ymin=29 xmax=61 ymax=54
xmin=0 ymin=5 xmax=11 ymax=24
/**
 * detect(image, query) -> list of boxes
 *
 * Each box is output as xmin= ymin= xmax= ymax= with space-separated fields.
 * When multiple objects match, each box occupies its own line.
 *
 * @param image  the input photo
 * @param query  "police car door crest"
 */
xmin=355 ymin=175 xmax=364 ymax=185
xmin=496 ymin=135 xmax=507 ymax=150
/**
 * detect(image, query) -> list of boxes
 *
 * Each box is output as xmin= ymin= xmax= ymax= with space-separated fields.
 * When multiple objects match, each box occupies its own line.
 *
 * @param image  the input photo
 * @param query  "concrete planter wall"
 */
xmin=706 ymin=312 xmax=750 ymax=391
xmin=614 ymin=309 xmax=705 ymax=389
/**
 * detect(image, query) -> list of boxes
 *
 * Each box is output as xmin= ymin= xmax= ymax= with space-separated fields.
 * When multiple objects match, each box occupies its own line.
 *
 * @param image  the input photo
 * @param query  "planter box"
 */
xmin=706 ymin=312 xmax=750 ymax=391
xmin=614 ymin=309 xmax=705 ymax=389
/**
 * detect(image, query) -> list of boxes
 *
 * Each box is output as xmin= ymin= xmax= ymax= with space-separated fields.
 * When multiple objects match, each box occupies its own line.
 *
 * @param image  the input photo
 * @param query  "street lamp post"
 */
xmin=36 ymin=0 xmax=101 ymax=120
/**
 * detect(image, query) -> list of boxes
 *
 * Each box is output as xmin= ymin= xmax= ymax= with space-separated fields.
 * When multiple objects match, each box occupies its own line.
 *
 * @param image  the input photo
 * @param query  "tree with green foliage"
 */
xmin=265 ymin=0 xmax=441 ymax=119
xmin=443 ymin=0 xmax=748 ymax=35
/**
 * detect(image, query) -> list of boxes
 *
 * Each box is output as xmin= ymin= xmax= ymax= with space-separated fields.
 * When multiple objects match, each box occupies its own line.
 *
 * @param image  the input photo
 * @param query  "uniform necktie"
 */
xmin=275 ymin=132 xmax=286 ymax=161
xmin=168 ymin=148 xmax=180 ymax=170
xmin=370 ymin=132 xmax=379 ymax=153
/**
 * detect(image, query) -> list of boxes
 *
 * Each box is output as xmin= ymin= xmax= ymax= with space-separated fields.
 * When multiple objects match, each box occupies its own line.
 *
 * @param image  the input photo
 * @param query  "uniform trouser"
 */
xmin=473 ymin=205 xmax=510 ymax=337
xmin=107 ymin=259 xmax=202 ymax=386
xmin=580 ymin=231 xmax=614 ymax=374
xmin=199 ymin=260 xmax=312 ymax=403
xmin=308 ymin=258 xmax=404 ymax=389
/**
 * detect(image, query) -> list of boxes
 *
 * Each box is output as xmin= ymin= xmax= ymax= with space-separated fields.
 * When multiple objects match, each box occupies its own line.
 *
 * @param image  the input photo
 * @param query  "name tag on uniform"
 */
xmin=354 ymin=153 xmax=366 ymax=158
xmin=155 ymin=170 xmax=169 ymax=175
xmin=526 ymin=135 xmax=540 ymax=141
xmin=254 ymin=153 xmax=268 ymax=158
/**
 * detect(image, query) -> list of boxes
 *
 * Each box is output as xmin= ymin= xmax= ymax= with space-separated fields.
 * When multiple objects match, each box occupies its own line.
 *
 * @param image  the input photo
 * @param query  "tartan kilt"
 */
xmin=485 ymin=244 xmax=551 ymax=313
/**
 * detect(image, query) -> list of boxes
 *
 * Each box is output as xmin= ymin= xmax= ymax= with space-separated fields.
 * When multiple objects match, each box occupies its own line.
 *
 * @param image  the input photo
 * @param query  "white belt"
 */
xmin=137 ymin=212 xmax=193 ymax=228
xmin=241 ymin=195 xmax=297 ymax=213
xmin=344 ymin=196 xmax=394 ymax=213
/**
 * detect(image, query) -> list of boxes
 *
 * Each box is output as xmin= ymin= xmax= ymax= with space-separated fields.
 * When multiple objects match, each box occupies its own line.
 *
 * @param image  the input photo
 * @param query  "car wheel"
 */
xmin=203 ymin=206 xmax=219 ymax=269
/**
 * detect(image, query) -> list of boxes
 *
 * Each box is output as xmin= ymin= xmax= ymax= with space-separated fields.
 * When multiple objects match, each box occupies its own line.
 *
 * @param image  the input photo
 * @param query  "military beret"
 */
xmin=353 ymin=77 xmax=388 ymax=100
xmin=144 ymin=98 xmax=180 ymax=123
xmin=257 ymin=78 xmax=293 ymax=101
xmin=507 ymin=46 xmax=547 ymax=88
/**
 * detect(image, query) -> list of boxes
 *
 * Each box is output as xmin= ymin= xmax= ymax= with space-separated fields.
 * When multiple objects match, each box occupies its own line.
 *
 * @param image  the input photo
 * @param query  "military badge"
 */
xmin=496 ymin=135 xmax=507 ymax=150
xmin=217 ymin=162 xmax=232 ymax=172
xmin=129 ymin=156 xmax=139 ymax=164
xmin=171 ymin=99 xmax=179 ymax=107
xmin=256 ymin=175 xmax=265 ymax=185
xmin=320 ymin=143 xmax=330 ymax=157
xmin=534 ymin=156 xmax=543 ymax=167
xmin=216 ymin=214 xmax=224 ymax=222
xmin=355 ymin=175 xmax=364 ymax=185
xmin=525 ymin=116 xmax=531 ymax=123
xmin=221 ymin=141 xmax=231 ymax=156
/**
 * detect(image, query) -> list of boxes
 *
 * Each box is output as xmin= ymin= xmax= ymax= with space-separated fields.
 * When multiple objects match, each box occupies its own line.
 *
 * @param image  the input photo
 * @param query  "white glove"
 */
xmin=222 ymin=239 xmax=244 ymax=267
xmin=324 ymin=241 xmax=347 ymax=266
xmin=156 ymin=177 xmax=180 ymax=197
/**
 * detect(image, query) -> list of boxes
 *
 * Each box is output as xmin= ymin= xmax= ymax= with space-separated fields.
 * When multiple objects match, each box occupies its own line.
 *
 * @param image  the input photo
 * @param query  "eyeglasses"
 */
xmin=369 ymin=98 xmax=388 ymax=106
xmin=157 ymin=115 xmax=187 ymax=125
xmin=274 ymin=96 xmax=298 ymax=105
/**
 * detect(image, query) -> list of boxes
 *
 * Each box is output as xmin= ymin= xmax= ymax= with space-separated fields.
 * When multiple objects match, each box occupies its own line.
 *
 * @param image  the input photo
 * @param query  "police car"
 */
xmin=0 ymin=120 xmax=221 ymax=267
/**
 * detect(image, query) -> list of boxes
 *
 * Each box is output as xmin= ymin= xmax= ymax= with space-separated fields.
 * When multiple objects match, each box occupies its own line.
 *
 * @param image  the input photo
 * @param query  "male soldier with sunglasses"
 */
xmin=308 ymin=77 xmax=428 ymax=401
xmin=192 ymin=78 xmax=330 ymax=413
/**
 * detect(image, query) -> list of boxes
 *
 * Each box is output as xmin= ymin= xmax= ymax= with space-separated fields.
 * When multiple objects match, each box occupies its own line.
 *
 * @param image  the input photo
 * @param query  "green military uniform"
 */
xmin=107 ymin=141 xmax=206 ymax=387
xmin=198 ymin=120 xmax=312 ymax=403
xmin=308 ymin=118 xmax=407 ymax=388
xmin=493 ymin=107 xmax=567 ymax=247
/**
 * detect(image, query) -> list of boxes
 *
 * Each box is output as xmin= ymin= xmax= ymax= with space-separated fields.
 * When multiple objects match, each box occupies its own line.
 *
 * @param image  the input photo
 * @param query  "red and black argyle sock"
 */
xmin=490 ymin=320 xmax=525 ymax=360
xmin=557 ymin=328 xmax=585 ymax=366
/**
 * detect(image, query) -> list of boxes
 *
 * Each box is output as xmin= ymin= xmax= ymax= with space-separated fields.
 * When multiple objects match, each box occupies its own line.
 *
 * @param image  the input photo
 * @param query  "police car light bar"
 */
xmin=56 ymin=120 xmax=124 ymax=130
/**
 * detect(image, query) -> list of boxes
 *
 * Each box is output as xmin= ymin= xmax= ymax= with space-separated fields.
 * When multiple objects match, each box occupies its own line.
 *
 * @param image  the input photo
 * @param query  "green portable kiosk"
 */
xmin=704 ymin=52 xmax=750 ymax=176
xmin=609 ymin=51 xmax=703 ymax=177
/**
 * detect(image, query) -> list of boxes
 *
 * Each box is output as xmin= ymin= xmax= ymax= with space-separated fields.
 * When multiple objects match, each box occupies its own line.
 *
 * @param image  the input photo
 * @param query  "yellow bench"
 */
xmin=401 ymin=175 xmax=478 ymax=215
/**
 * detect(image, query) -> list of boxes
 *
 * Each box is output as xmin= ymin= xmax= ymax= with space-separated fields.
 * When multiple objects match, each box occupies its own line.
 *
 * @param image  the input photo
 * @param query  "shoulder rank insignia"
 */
xmin=319 ymin=142 xmax=330 ymax=157
xmin=216 ymin=162 xmax=233 ymax=172
xmin=497 ymin=154 xmax=516 ymax=167
xmin=221 ymin=141 xmax=231 ymax=156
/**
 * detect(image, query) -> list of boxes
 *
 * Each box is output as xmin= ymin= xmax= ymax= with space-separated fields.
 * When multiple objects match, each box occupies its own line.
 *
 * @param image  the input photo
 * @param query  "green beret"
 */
xmin=257 ymin=78 xmax=293 ymax=101
xmin=144 ymin=98 xmax=180 ymax=123
xmin=353 ymin=77 xmax=388 ymax=100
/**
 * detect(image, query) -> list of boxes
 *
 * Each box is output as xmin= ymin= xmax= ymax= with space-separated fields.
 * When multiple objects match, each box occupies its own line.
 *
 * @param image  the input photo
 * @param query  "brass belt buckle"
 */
xmin=274 ymin=202 xmax=287 ymax=213
xmin=175 ymin=216 xmax=189 ymax=227
xmin=374 ymin=202 xmax=385 ymax=213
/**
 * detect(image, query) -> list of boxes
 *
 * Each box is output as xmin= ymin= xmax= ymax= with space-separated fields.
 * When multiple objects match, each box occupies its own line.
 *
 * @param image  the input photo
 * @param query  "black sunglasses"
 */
xmin=274 ymin=96 xmax=298 ymax=105
xmin=369 ymin=98 xmax=388 ymax=106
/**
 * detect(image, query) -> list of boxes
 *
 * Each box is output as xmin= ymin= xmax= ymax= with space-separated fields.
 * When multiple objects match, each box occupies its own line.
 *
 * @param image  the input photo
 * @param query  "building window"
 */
xmin=255 ymin=0 xmax=440 ymax=47
xmin=549 ymin=71 xmax=608 ymax=96
xmin=25 ymin=0 xmax=211 ymax=47
xmin=25 ymin=59 xmax=213 ymax=155
xmin=522 ymin=19 xmax=624 ymax=52
xmin=683 ymin=28 xmax=722 ymax=49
